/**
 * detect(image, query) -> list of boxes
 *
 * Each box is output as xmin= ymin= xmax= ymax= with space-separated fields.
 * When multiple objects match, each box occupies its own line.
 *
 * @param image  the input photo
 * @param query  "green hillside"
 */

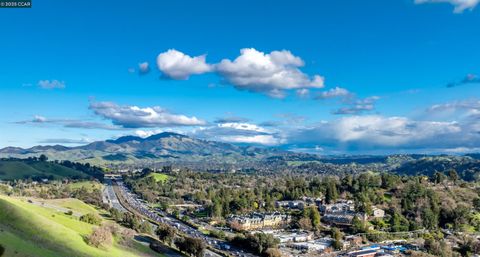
xmin=0 ymin=195 xmax=163 ymax=257
xmin=0 ymin=160 xmax=89 ymax=180
xmin=148 ymin=173 xmax=170 ymax=182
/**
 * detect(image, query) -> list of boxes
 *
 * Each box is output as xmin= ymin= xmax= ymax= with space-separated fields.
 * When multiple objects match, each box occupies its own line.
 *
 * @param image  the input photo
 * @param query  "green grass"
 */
xmin=66 ymin=181 xmax=104 ymax=192
xmin=0 ymin=161 xmax=41 ymax=180
xmin=0 ymin=160 xmax=89 ymax=180
xmin=0 ymin=195 xmax=164 ymax=257
xmin=39 ymin=198 xmax=99 ymax=215
xmin=148 ymin=173 xmax=170 ymax=182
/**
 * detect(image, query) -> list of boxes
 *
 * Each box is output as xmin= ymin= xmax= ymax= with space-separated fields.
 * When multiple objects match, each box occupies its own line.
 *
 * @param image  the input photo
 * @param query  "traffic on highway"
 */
xmin=104 ymin=178 xmax=256 ymax=257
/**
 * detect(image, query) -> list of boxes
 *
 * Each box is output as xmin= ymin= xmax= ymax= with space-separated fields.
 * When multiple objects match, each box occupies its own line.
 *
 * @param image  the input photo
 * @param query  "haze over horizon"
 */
xmin=1 ymin=0 xmax=480 ymax=154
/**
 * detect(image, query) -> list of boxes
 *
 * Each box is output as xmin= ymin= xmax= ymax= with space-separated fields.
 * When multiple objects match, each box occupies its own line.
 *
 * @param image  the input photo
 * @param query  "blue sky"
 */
xmin=1 ymin=0 xmax=480 ymax=154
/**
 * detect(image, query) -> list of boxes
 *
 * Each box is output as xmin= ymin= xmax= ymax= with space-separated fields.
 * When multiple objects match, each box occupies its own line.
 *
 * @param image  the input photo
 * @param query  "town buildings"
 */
xmin=228 ymin=212 xmax=291 ymax=231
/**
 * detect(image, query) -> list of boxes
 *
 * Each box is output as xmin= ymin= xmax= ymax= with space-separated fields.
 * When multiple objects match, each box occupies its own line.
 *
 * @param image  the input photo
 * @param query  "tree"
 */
xmin=156 ymin=224 xmax=176 ymax=246
xmin=109 ymin=208 xmax=124 ymax=222
xmin=232 ymin=233 xmax=279 ymax=256
xmin=139 ymin=221 xmax=152 ymax=234
xmin=352 ymin=216 xmax=367 ymax=233
xmin=448 ymin=169 xmax=459 ymax=184
xmin=433 ymin=171 xmax=446 ymax=184
xmin=80 ymin=213 xmax=102 ymax=225
xmin=391 ymin=211 xmax=409 ymax=232
xmin=175 ymin=237 xmax=205 ymax=257
xmin=298 ymin=217 xmax=313 ymax=231
xmin=325 ymin=179 xmax=338 ymax=204
xmin=39 ymin=154 xmax=48 ymax=162
xmin=301 ymin=206 xmax=321 ymax=230
xmin=332 ymin=228 xmax=343 ymax=250
xmin=310 ymin=207 xmax=321 ymax=229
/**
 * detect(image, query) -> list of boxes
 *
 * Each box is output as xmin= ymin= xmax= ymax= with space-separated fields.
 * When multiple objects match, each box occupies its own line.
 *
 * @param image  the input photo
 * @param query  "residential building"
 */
xmin=228 ymin=212 xmax=291 ymax=231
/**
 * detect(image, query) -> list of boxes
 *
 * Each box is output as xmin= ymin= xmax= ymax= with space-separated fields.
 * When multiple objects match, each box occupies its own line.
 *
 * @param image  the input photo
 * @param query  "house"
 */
xmin=274 ymin=231 xmax=314 ymax=243
xmin=322 ymin=212 xmax=367 ymax=226
xmin=371 ymin=207 xmax=385 ymax=218
xmin=275 ymin=200 xmax=305 ymax=210
xmin=347 ymin=249 xmax=378 ymax=257
xmin=228 ymin=212 xmax=291 ymax=231
xmin=320 ymin=200 xmax=355 ymax=214
xmin=345 ymin=235 xmax=363 ymax=247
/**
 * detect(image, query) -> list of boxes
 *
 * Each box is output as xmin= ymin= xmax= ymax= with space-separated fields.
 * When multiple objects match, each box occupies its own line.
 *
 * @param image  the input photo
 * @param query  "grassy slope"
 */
xmin=66 ymin=181 xmax=104 ymax=192
xmin=148 ymin=173 xmax=170 ymax=182
xmin=0 ymin=160 xmax=89 ymax=180
xmin=0 ymin=161 xmax=40 ymax=180
xmin=0 ymin=195 xmax=163 ymax=257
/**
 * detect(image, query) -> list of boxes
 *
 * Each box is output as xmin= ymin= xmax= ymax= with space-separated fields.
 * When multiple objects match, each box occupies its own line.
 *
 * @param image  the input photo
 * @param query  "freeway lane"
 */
xmin=110 ymin=178 xmax=257 ymax=257
xmin=102 ymin=179 xmax=128 ymax=212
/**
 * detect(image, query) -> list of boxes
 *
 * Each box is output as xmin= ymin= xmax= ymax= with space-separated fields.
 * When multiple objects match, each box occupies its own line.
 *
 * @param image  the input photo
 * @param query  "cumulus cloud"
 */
xmin=333 ymin=96 xmax=380 ymax=115
xmin=153 ymin=48 xmax=329 ymax=98
xmin=446 ymin=74 xmax=480 ymax=88
xmin=89 ymin=101 xmax=206 ymax=128
xmin=38 ymin=80 xmax=65 ymax=89
xmin=316 ymin=87 xmax=353 ymax=100
xmin=426 ymin=99 xmax=480 ymax=121
xmin=157 ymin=49 xmax=212 ymax=79
xmin=415 ymin=0 xmax=479 ymax=13
xmin=288 ymin=115 xmax=474 ymax=152
xmin=216 ymin=48 xmax=324 ymax=98
xmin=192 ymin=122 xmax=284 ymax=145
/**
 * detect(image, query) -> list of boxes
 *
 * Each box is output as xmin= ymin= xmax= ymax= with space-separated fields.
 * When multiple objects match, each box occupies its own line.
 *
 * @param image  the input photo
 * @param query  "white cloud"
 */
xmin=415 ymin=0 xmax=479 ymax=13
xmin=288 ymin=114 xmax=480 ymax=152
xmin=426 ymin=99 xmax=480 ymax=119
xmin=218 ymin=135 xmax=281 ymax=145
xmin=156 ymin=49 xmax=212 ymax=79
xmin=33 ymin=115 xmax=47 ymax=123
xmin=89 ymin=101 xmax=206 ymax=128
xmin=296 ymin=89 xmax=310 ymax=98
xmin=333 ymin=96 xmax=380 ymax=115
xmin=134 ymin=129 xmax=165 ymax=138
xmin=138 ymin=62 xmax=150 ymax=74
xmin=316 ymin=87 xmax=353 ymax=100
xmin=215 ymin=48 xmax=324 ymax=98
xmin=39 ymin=137 xmax=93 ymax=145
xmin=38 ymin=80 xmax=65 ymax=89
xmin=218 ymin=122 xmax=269 ymax=133
xmin=192 ymin=122 xmax=285 ymax=145
xmin=16 ymin=115 xmax=123 ymax=130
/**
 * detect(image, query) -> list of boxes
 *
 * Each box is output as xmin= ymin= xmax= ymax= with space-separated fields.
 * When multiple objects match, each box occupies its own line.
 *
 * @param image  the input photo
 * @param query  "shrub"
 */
xmin=0 ymin=244 xmax=5 ymax=256
xmin=87 ymin=225 xmax=113 ymax=248
xmin=80 ymin=213 xmax=102 ymax=225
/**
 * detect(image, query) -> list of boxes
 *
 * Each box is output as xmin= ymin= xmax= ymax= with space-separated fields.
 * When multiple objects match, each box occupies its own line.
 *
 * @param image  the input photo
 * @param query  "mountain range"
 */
xmin=0 ymin=132 xmax=288 ymax=165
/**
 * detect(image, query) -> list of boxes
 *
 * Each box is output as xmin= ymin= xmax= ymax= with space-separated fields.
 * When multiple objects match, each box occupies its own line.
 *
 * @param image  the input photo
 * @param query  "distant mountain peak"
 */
xmin=106 ymin=135 xmax=144 ymax=144
xmin=145 ymin=132 xmax=188 ymax=141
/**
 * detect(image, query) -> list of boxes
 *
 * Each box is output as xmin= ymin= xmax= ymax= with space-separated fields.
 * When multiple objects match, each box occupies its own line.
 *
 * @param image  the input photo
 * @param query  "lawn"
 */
xmin=0 ymin=195 xmax=164 ymax=257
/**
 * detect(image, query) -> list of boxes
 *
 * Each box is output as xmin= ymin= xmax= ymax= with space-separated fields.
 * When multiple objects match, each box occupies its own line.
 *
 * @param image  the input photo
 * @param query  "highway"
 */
xmin=104 ymin=178 xmax=256 ymax=257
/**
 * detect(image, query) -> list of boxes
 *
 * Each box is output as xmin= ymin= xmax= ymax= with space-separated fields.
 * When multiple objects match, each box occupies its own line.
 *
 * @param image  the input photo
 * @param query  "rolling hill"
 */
xmin=0 ymin=195 xmax=163 ymax=257
xmin=0 ymin=160 xmax=90 ymax=180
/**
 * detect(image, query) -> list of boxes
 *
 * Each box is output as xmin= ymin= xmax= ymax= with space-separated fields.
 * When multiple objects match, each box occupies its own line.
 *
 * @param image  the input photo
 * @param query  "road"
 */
xmin=107 ymin=178 xmax=257 ymax=257
xmin=102 ymin=179 xmax=128 ymax=212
